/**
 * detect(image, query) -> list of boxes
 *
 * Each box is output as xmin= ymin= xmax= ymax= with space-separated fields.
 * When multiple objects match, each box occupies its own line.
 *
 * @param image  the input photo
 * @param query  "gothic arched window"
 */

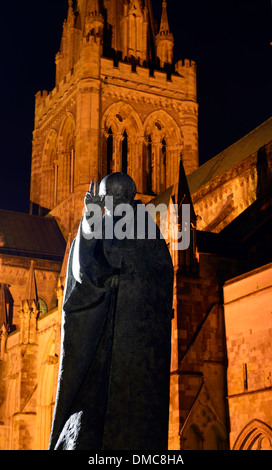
xmin=42 ymin=131 xmax=58 ymax=210
xmin=146 ymin=135 xmax=153 ymax=194
xmin=58 ymin=116 xmax=75 ymax=202
xmin=65 ymin=134 xmax=75 ymax=195
xmin=161 ymin=138 xmax=167 ymax=191
xmin=107 ymin=127 xmax=113 ymax=174
xmin=122 ymin=130 xmax=128 ymax=174
xmin=38 ymin=298 xmax=48 ymax=317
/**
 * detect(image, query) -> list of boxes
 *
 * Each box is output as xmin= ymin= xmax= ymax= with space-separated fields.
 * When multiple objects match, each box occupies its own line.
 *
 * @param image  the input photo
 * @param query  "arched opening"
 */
xmin=42 ymin=131 xmax=58 ymax=210
xmin=38 ymin=298 xmax=48 ymax=317
xmin=233 ymin=420 xmax=272 ymax=450
xmin=161 ymin=137 xmax=167 ymax=192
xmin=65 ymin=134 xmax=75 ymax=195
xmin=102 ymin=102 xmax=143 ymax=185
xmin=182 ymin=424 xmax=203 ymax=450
xmin=122 ymin=130 xmax=128 ymax=174
xmin=58 ymin=115 xmax=75 ymax=202
xmin=107 ymin=127 xmax=113 ymax=174
xmin=130 ymin=14 xmax=136 ymax=54
xmin=143 ymin=110 xmax=183 ymax=194
xmin=204 ymin=423 xmax=228 ymax=450
xmin=145 ymin=135 xmax=153 ymax=194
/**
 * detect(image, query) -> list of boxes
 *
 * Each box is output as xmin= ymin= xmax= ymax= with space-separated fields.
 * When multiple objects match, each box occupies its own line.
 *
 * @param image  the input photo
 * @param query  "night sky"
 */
xmin=0 ymin=0 xmax=271 ymax=213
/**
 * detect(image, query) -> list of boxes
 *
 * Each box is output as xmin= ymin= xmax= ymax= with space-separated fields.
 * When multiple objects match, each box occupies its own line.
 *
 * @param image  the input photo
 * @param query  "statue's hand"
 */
xmin=84 ymin=181 xmax=105 ymax=216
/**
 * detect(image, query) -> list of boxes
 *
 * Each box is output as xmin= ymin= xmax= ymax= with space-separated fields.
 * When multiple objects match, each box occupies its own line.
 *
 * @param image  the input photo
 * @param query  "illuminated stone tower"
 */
xmin=30 ymin=0 xmax=199 ymax=239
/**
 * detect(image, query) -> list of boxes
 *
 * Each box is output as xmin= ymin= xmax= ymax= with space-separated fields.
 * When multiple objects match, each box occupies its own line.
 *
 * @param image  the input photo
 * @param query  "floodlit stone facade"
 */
xmin=224 ymin=263 xmax=272 ymax=450
xmin=0 ymin=0 xmax=272 ymax=451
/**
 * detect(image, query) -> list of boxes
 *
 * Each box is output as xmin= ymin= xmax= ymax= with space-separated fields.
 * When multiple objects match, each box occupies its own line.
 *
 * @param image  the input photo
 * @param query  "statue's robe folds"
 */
xmin=48 ymin=204 xmax=174 ymax=450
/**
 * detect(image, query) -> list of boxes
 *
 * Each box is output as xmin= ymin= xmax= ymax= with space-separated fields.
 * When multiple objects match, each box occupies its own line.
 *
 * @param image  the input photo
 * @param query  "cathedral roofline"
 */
xmin=188 ymin=116 xmax=272 ymax=195
xmin=0 ymin=210 xmax=66 ymax=261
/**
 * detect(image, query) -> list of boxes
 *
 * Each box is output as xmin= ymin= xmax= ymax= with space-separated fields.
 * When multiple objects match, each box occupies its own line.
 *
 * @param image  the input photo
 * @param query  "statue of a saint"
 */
xmin=48 ymin=173 xmax=173 ymax=450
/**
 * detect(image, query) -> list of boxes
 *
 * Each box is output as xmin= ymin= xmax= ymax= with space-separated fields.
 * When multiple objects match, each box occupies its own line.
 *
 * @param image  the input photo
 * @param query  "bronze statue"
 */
xmin=48 ymin=173 xmax=173 ymax=450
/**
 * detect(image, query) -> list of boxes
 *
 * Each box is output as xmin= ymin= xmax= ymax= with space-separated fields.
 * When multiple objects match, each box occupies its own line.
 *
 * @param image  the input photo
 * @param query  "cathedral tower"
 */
xmin=30 ymin=0 xmax=199 ymax=239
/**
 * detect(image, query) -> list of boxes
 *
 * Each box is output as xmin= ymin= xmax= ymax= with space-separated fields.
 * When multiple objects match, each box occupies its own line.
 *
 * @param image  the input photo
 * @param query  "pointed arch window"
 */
xmin=42 ymin=132 xmax=58 ymax=210
xmin=54 ymin=157 xmax=58 ymax=206
xmin=70 ymin=147 xmax=75 ymax=193
xmin=107 ymin=127 xmax=113 ymax=174
xmin=146 ymin=135 xmax=153 ymax=194
xmin=58 ymin=118 xmax=75 ymax=202
xmin=65 ymin=136 xmax=75 ymax=195
xmin=161 ymin=138 xmax=167 ymax=191
xmin=38 ymin=298 xmax=48 ymax=317
xmin=233 ymin=420 xmax=272 ymax=450
xmin=122 ymin=130 xmax=128 ymax=174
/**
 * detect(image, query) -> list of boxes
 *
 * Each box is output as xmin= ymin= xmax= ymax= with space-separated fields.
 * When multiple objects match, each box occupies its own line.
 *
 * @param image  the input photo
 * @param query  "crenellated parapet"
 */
xmin=175 ymin=59 xmax=197 ymax=101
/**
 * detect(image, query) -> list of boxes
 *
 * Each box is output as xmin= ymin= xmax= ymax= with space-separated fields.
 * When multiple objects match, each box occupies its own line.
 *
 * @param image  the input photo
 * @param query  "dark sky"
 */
xmin=0 ymin=0 xmax=271 ymax=213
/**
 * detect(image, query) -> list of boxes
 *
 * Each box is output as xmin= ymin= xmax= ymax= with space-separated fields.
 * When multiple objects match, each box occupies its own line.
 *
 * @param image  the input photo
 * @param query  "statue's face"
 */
xmin=106 ymin=181 xmax=125 ymax=208
xmin=99 ymin=173 xmax=136 ymax=213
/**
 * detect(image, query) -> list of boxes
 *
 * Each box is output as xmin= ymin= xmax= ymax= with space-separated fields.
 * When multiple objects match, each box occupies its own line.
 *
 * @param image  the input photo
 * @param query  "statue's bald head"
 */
xmin=99 ymin=173 xmax=137 ymax=211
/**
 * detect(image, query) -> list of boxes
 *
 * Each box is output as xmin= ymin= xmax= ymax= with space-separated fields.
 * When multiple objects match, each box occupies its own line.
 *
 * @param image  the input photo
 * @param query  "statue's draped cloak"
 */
xmin=49 ymin=204 xmax=174 ymax=450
